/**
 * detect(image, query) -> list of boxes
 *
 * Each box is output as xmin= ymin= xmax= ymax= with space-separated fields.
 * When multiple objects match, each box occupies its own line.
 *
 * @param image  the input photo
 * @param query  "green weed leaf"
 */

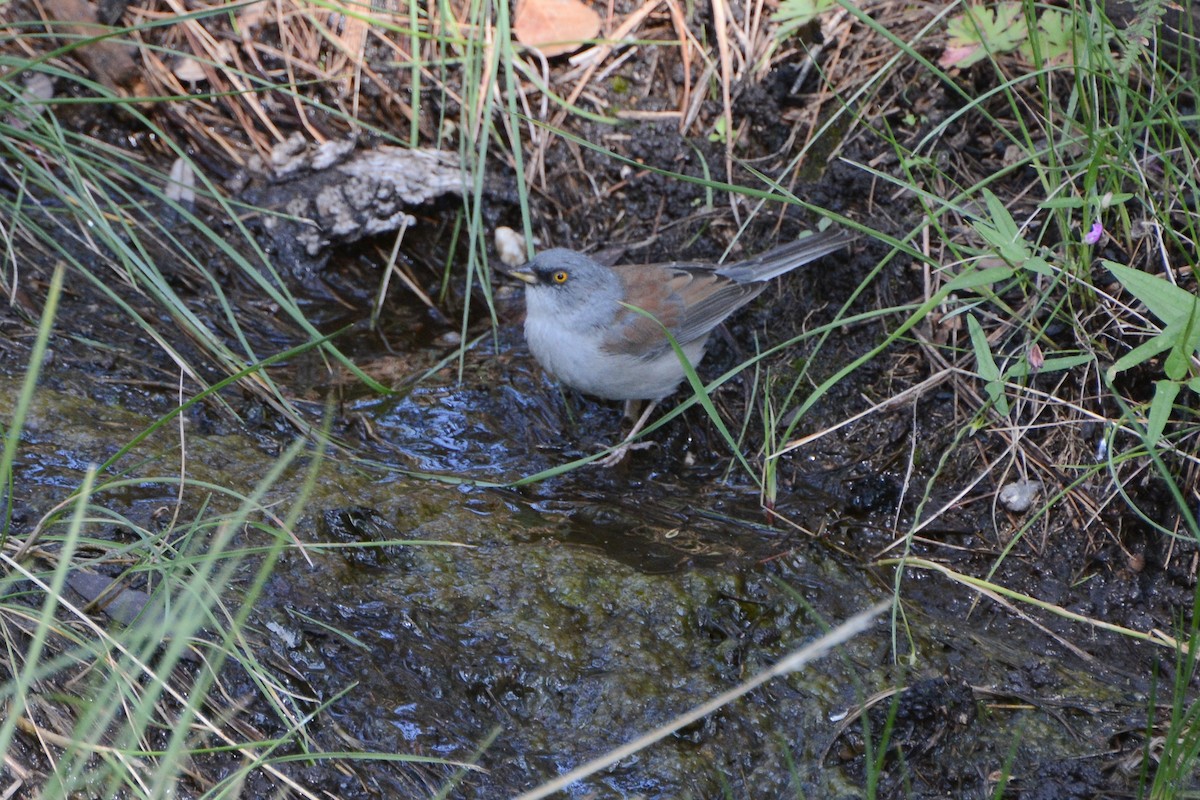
xmin=946 ymin=266 xmax=1016 ymax=291
xmin=1166 ymin=296 xmax=1200 ymax=380
xmin=1006 ymin=353 xmax=1092 ymax=378
xmin=941 ymin=2 xmax=1028 ymax=68
xmin=972 ymin=189 xmax=1037 ymax=266
xmin=1024 ymin=256 xmax=1054 ymax=276
xmin=1020 ymin=9 xmax=1077 ymax=65
xmin=1109 ymin=336 xmax=1175 ymax=378
xmin=969 ymin=189 xmax=1054 ymax=276
xmin=1104 ymin=261 xmax=1198 ymax=324
xmin=1039 ymin=197 xmax=1086 ymax=210
xmin=1146 ymin=380 xmax=1179 ymax=448
xmin=1105 ymin=261 xmax=1200 ymax=384
xmin=773 ymin=0 xmax=839 ymax=37
xmin=968 ymin=314 xmax=1009 ymax=417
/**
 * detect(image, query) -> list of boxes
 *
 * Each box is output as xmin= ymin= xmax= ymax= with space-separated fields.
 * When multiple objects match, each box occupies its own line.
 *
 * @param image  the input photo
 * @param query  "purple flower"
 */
xmin=1084 ymin=221 xmax=1104 ymax=245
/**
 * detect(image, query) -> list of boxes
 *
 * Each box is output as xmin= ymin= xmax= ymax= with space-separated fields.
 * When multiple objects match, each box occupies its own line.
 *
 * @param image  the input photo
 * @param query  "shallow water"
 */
xmin=0 ymin=313 xmax=1152 ymax=797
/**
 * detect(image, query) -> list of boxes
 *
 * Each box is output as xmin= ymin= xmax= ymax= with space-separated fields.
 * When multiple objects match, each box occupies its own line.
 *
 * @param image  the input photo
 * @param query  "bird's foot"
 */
xmin=595 ymin=439 xmax=654 ymax=467
xmin=594 ymin=401 xmax=658 ymax=467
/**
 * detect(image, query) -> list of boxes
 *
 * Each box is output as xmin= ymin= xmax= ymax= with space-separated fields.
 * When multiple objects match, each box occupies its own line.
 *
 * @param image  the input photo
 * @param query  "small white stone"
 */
xmin=165 ymin=157 xmax=195 ymax=206
xmin=998 ymin=479 xmax=1043 ymax=513
xmin=24 ymin=72 xmax=54 ymax=103
xmin=494 ymin=226 xmax=527 ymax=267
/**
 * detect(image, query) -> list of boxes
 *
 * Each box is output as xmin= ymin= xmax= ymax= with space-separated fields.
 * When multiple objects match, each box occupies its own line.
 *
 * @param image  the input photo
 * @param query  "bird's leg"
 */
xmin=596 ymin=400 xmax=658 ymax=467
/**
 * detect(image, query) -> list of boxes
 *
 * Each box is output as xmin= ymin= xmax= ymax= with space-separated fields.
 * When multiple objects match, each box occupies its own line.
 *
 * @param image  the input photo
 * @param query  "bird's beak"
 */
xmin=505 ymin=268 xmax=539 ymax=285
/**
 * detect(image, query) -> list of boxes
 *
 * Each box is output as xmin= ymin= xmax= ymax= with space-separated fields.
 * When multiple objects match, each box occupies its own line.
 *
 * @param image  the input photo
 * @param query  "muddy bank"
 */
xmin=0 ymin=347 xmax=1164 ymax=798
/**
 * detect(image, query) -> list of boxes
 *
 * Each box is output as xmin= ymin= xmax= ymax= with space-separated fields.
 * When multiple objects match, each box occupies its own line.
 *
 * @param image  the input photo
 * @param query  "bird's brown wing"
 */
xmin=602 ymin=264 xmax=763 ymax=359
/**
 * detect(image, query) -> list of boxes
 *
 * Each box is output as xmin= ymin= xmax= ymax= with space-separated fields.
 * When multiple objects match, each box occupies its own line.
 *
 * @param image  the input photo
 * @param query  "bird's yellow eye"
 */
xmin=552 ymin=271 xmax=569 ymax=284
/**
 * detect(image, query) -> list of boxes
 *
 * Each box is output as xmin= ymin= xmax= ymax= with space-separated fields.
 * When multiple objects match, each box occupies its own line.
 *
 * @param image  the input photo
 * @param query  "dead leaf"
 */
xmin=40 ymin=0 xmax=142 ymax=93
xmin=514 ymin=0 xmax=601 ymax=57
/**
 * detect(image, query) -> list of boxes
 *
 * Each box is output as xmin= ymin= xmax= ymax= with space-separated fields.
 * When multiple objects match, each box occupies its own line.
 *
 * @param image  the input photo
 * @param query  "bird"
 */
xmin=505 ymin=227 xmax=854 ymax=465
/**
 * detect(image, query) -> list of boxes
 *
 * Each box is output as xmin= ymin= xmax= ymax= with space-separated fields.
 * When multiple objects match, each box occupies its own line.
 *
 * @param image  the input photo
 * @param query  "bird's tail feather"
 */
xmin=716 ymin=228 xmax=855 ymax=283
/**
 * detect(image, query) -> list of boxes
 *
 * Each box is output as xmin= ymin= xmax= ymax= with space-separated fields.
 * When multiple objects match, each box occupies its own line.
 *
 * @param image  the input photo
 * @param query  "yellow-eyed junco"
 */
xmin=506 ymin=228 xmax=853 ymax=464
